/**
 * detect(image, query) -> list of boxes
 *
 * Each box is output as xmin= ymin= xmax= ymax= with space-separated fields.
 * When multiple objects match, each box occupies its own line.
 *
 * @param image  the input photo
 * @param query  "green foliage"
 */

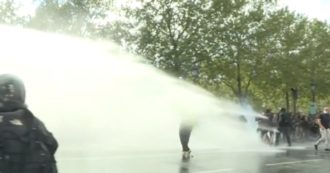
xmin=105 ymin=0 xmax=281 ymax=104
xmin=106 ymin=0 xmax=330 ymax=111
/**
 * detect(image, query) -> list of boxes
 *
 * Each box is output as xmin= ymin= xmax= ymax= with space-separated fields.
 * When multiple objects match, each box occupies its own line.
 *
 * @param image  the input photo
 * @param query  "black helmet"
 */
xmin=0 ymin=74 xmax=26 ymax=111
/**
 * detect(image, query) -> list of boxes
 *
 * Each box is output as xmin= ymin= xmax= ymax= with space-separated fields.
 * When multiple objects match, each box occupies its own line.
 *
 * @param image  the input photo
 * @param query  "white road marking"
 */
xmin=277 ymin=146 xmax=307 ymax=150
xmin=265 ymin=159 xmax=323 ymax=166
xmin=195 ymin=158 xmax=322 ymax=173
xmin=195 ymin=168 xmax=233 ymax=173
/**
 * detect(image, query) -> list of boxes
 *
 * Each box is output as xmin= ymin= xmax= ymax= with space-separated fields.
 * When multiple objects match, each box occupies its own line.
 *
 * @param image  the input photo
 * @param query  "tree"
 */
xmin=251 ymin=9 xmax=310 ymax=110
xmin=200 ymin=0 xmax=280 ymax=104
xmin=27 ymin=0 xmax=113 ymax=36
xmin=299 ymin=19 xmax=330 ymax=108
xmin=102 ymin=0 xmax=279 ymax=103
xmin=0 ymin=0 xmax=26 ymax=25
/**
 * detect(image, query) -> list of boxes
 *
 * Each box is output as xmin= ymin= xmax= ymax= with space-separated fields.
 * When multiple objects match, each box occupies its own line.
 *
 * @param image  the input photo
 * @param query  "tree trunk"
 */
xmin=285 ymin=90 xmax=290 ymax=112
xmin=292 ymin=96 xmax=297 ymax=115
xmin=237 ymin=62 xmax=243 ymax=105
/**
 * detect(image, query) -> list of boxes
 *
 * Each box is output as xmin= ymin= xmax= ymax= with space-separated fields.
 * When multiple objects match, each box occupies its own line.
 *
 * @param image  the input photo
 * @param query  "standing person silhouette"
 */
xmin=0 ymin=74 xmax=58 ymax=173
xmin=179 ymin=122 xmax=193 ymax=161
xmin=275 ymin=108 xmax=292 ymax=146
xmin=314 ymin=107 xmax=330 ymax=151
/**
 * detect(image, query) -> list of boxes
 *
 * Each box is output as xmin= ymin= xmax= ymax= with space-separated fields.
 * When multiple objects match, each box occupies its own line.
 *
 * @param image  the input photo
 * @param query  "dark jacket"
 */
xmin=0 ymin=108 xmax=58 ymax=173
xmin=318 ymin=113 xmax=330 ymax=129
xmin=279 ymin=111 xmax=291 ymax=127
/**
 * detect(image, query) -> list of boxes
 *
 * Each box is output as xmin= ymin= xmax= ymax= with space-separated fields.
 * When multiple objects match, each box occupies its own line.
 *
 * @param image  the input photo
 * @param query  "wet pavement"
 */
xmin=58 ymin=143 xmax=330 ymax=173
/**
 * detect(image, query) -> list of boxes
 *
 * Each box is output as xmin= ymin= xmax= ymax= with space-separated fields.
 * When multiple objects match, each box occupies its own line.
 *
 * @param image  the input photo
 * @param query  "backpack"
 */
xmin=0 ymin=109 xmax=57 ymax=173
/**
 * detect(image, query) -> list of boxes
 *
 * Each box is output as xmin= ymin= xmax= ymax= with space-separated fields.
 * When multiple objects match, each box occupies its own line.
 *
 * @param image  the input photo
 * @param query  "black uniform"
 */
xmin=0 ymin=74 xmax=58 ymax=173
xmin=275 ymin=108 xmax=292 ymax=146
xmin=0 ymin=109 xmax=58 ymax=173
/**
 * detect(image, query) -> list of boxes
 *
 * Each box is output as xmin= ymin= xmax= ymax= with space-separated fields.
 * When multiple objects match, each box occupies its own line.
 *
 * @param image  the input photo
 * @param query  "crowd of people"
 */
xmin=179 ymin=106 xmax=328 ymax=161
xmin=257 ymin=107 xmax=329 ymax=150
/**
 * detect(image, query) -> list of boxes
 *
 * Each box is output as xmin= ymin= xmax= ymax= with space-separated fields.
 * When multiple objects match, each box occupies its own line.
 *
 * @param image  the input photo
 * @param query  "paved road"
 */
xmin=58 ymin=144 xmax=330 ymax=173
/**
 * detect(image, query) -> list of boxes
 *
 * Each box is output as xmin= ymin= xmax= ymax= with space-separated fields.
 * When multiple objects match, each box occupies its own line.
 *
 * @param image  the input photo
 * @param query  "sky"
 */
xmin=279 ymin=0 xmax=330 ymax=22
xmin=13 ymin=0 xmax=36 ymax=16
